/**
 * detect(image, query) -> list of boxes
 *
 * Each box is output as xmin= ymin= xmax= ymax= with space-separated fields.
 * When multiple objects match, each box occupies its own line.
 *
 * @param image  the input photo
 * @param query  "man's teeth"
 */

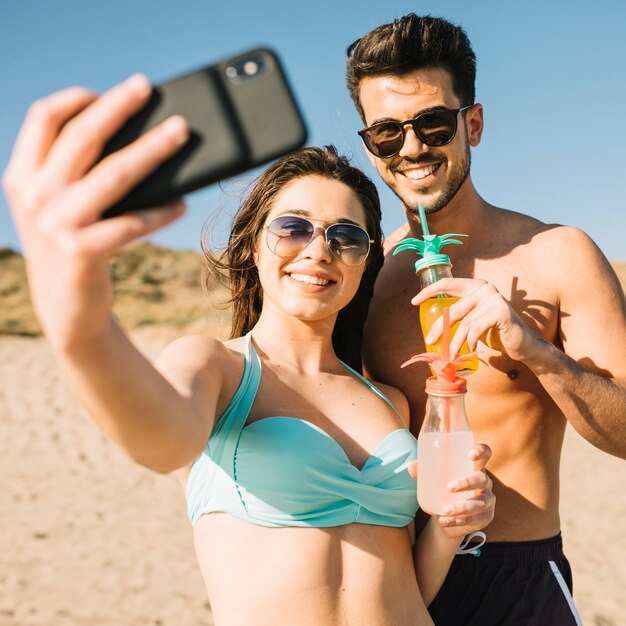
xmin=290 ymin=273 xmax=330 ymax=286
xmin=404 ymin=164 xmax=438 ymax=180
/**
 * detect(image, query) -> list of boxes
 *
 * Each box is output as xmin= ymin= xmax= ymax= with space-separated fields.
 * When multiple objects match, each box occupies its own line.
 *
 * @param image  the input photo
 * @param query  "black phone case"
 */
xmin=100 ymin=48 xmax=307 ymax=219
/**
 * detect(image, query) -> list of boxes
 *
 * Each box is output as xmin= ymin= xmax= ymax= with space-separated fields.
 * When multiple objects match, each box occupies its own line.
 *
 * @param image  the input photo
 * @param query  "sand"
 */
xmin=1 ymin=333 xmax=624 ymax=626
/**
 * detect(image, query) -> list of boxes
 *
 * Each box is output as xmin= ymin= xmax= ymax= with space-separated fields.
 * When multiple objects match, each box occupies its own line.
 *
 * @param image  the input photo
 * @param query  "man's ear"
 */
xmin=467 ymin=103 xmax=484 ymax=147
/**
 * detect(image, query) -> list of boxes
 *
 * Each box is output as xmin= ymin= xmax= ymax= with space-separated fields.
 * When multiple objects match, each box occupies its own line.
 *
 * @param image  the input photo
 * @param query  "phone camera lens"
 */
xmin=225 ymin=54 xmax=267 ymax=83
xmin=243 ymin=61 xmax=259 ymax=76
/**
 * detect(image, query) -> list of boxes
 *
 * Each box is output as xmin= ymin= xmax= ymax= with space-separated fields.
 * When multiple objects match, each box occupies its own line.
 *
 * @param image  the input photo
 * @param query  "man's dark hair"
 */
xmin=346 ymin=14 xmax=477 ymax=121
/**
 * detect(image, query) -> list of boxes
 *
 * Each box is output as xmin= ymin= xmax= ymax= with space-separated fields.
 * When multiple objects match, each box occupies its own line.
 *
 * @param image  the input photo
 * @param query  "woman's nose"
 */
xmin=301 ymin=227 xmax=332 ymax=262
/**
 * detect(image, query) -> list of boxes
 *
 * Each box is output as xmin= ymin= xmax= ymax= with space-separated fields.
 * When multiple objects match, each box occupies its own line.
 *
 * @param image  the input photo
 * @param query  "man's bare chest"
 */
xmin=363 ymin=256 xmax=560 ymax=425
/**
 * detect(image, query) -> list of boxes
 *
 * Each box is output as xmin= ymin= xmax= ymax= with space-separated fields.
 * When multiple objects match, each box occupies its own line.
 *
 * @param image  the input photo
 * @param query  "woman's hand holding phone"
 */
xmin=4 ymin=48 xmax=306 ymax=349
xmin=2 ymin=74 xmax=189 ymax=350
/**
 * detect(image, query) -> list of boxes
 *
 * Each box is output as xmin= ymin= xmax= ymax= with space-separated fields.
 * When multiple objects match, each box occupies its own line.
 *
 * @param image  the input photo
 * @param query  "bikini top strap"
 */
xmin=339 ymin=360 xmax=409 ymax=429
xmin=209 ymin=332 xmax=262 ymax=445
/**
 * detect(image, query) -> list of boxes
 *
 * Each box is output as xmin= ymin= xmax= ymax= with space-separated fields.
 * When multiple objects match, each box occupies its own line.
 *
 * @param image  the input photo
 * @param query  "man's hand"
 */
xmin=411 ymin=277 xmax=545 ymax=362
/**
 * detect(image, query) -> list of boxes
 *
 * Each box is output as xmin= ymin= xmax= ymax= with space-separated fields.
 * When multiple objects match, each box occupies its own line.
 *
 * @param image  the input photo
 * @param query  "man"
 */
xmin=346 ymin=14 xmax=626 ymax=626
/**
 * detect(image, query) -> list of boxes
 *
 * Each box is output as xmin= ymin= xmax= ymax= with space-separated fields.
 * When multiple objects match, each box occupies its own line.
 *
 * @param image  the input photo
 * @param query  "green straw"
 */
xmin=417 ymin=203 xmax=430 ymax=237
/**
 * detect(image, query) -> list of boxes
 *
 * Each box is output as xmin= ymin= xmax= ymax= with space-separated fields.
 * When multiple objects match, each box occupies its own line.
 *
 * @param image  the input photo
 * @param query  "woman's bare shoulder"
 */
xmin=370 ymin=379 xmax=411 ymax=427
xmin=154 ymin=335 xmax=248 ymax=391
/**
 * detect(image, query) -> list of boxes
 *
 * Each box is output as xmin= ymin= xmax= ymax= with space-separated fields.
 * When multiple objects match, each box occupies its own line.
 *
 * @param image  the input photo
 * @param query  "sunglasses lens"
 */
xmin=327 ymin=224 xmax=371 ymax=265
xmin=415 ymin=110 xmax=458 ymax=146
xmin=365 ymin=122 xmax=404 ymax=158
xmin=266 ymin=217 xmax=371 ymax=265
xmin=346 ymin=37 xmax=361 ymax=58
xmin=364 ymin=109 xmax=461 ymax=157
xmin=267 ymin=216 xmax=313 ymax=257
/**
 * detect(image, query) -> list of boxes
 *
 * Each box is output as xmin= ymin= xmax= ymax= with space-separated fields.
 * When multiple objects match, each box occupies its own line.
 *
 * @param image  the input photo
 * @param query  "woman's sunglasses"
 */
xmin=262 ymin=216 xmax=373 ymax=266
xmin=358 ymin=106 xmax=473 ymax=158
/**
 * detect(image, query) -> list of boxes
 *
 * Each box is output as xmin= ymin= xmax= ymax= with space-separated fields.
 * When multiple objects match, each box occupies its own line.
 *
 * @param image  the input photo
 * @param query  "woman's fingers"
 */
xmin=61 ymin=114 xmax=189 ymax=225
xmin=448 ymin=468 xmax=491 ymax=494
xmin=2 ymin=79 xmax=190 ymax=348
xmin=74 ymin=201 xmax=186 ymax=258
xmin=441 ymin=496 xmax=488 ymax=517
xmin=439 ymin=484 xmax=496 ymax=529
xmin=436 ymin=443 xmax=495 ymax=531
xmin=4 ymin=87 xmax=97 ymax=187
xmin=439 ymin=507 xmax=493 ymax=529
xmin=41 ymin=74 xmax=154 ymax=184
xmin=469 ymin=443 xmax=492 ymax=468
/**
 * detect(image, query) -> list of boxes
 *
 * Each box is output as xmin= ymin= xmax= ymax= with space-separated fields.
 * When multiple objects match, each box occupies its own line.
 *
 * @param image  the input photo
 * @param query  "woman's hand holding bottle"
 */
xmin=408 ymin=443 xmax=495 ymax=537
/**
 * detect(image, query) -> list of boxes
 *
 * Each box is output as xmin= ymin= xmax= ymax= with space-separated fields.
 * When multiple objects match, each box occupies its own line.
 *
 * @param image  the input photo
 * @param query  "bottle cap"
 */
xmin=413 ymin=253 xmax=452 ymax=273
xmin=392 ymin=203 xmax=467 ymax=273
xmin=425 ymin=376 xmax=467 ymax=395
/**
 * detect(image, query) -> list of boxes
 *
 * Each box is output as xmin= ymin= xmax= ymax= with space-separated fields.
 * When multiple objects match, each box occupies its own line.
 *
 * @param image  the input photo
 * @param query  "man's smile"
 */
xmin=397 ymin=162 xmax=441 ymax=182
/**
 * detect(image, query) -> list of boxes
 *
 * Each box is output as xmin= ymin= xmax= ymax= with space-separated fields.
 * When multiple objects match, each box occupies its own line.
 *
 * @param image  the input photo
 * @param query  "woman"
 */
xmin=4 ymin=75 xmax=494 ymax=625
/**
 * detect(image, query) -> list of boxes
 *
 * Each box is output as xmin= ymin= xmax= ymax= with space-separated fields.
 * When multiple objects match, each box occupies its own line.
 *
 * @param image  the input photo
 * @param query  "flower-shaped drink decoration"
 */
xmin=393 ymin=233 xmax=466 ymax=263
xmin=392 ymin=204 xmax=467 ymax=272
xmin=400 ymin=307 xmax=483 ymax=384
xmin=401 ymin=351 xmax=479 ymax=381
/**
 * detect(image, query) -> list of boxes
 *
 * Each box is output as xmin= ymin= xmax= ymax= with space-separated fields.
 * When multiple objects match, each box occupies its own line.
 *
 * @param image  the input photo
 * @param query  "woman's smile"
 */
xmin=287 ymin=272 xmax=334 ymax=287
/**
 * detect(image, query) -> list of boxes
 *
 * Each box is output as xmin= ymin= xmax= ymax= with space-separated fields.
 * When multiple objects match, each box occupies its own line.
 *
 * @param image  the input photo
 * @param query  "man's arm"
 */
xmin=413 ymin=226 xmax=626 ymax=458
xmin=526 ymin=227 xmax=626 ymax=457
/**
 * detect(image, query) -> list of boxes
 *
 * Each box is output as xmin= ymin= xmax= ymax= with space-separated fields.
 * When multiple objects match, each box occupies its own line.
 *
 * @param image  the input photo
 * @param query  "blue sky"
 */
xmin=1 ymin=0 xmax=625 ymax=260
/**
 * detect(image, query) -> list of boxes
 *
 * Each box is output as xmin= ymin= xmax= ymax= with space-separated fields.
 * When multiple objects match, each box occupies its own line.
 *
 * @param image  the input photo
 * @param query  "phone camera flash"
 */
xmin=243 ymin=61 xmax=259 ymax=76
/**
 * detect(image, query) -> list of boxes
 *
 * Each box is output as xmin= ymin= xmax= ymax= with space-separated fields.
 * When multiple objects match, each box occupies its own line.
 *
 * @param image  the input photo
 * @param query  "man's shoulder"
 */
xmin=382 ymin=222 xmax=412 ymax=254
xmin=376 ymin=205 xmax=609 ymax=283
xmin=480 ymin=206 xmax=599 ymax=258
xmin=503 ymin=211 xmax=600 ymax=258
xmin=489 ymin=205 xmax=555 ymax=236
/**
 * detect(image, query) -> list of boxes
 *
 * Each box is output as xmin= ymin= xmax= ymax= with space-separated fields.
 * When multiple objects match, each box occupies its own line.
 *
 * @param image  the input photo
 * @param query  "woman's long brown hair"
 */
xmin=201 ymin=146 xmax=383 ymax=371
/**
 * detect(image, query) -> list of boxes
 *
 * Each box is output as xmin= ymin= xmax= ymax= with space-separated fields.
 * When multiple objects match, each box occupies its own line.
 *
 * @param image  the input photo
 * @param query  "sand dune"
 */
xmin=1 ymin=332 xmax=624 ymax=626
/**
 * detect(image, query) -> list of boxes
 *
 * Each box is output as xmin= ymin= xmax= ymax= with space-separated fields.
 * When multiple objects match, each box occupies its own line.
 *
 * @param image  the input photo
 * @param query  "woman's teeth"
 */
xmin=290 ymin=273 xmax=330 ymax=286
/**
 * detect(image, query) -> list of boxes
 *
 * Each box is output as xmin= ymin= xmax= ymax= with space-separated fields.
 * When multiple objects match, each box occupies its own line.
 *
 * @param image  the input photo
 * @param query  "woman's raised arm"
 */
xmin=3 ymin=76 xmax=223 ymax=472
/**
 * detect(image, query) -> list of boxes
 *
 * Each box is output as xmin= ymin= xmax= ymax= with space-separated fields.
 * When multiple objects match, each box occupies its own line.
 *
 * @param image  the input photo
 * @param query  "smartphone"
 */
xmin=100 ymin=48 xmax=308 ymax=219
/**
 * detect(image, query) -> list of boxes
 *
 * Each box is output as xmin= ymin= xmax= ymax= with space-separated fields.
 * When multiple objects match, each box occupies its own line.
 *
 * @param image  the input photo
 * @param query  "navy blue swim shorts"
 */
xmin=428 ymin=533 xmax=582 ymax=625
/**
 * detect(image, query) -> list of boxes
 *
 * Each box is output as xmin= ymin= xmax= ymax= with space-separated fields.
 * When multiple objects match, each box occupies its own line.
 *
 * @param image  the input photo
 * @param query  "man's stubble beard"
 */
xmin=392 ymin=131 xmax=472 ymax=217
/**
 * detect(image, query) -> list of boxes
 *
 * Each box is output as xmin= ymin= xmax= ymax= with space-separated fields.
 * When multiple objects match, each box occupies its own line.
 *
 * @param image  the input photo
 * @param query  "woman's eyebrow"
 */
xmin=274 ymin=209 xmax=362 ymax=227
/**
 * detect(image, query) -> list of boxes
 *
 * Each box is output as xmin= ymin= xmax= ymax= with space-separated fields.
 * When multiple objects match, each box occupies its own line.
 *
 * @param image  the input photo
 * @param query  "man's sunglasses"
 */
xmin=262 ymin=216 xmax=373 ymax=266
xmin=346 ymin=37 xmax=361 ymax=59
xmin=358 ymin=106 xmax=473 ymax=159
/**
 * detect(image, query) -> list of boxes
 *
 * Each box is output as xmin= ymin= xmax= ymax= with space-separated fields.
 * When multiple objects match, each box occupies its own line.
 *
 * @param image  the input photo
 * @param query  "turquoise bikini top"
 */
xmin=186 ymin=333 xmax=418 ymax=528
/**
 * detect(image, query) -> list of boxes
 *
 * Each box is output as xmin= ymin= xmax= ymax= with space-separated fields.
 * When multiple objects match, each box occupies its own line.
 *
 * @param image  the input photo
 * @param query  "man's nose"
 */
xmin=397 ymin=124 xmax=430 ymax=159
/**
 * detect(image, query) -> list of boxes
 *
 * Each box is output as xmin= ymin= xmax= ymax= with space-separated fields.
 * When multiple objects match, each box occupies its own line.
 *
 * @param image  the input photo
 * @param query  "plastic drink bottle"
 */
xmin=416 ymin=259 xmax=479 ymax=375
xmin=417 ymin=376 xmax=474 ymax=515
xmin=393 ymin=204 xmax=478 ymax=374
